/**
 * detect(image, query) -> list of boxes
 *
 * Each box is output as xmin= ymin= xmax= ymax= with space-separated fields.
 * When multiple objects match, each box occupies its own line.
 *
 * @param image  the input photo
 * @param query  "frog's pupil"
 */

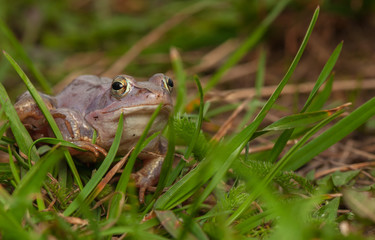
xmin=167 ymin=78 xmax=174 ymax=88
xmin=112 ymin=81 xmax=123 ymax=90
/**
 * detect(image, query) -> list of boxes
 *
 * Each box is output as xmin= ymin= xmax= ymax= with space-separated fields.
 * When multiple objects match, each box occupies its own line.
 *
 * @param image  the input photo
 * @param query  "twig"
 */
xmin=212 ymin=99 xmax=249 ymax=141
xmin=95 ymin=148 xmax=133 ymax=198
xmin=187 ymin=39 xmax=240 ymax=73
xmin=314 ymin=161 xmax=375 ymax=179
xmin=241 ymin=139 xmax=297 ymax=154
xmin=206 ymin=78 xmax=375 ymax=103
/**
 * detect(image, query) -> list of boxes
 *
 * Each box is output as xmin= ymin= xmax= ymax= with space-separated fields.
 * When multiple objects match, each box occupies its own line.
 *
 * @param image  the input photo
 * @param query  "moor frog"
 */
xmin=14 ymin=74 xmax=173 ymax=202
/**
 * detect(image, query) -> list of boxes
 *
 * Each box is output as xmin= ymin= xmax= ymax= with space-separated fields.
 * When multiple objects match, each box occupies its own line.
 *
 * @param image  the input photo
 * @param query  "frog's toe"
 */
xmin=70 ymin=141 xmax=107 ymax=161
xmin=90 ymin=144 xmax=107 ymax=157
xmin=138 ymin=186 xmax=147 ymax=204
xmin=131 ymin=173 xmax=152 ymax=204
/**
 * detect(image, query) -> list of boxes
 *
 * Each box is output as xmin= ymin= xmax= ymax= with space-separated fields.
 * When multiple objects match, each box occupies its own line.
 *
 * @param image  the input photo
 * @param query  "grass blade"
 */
xmin=10 ymin=147 xmax=64 ymax=221
xmin=3 ymin=51 xmax=83 ymax=189
xmin=166 ymin=76 xmax=205 ymax=186
xmin=27 ymin=137 xmax=86 ymax=160
xmin=184 ymin=76 xmax=204 ymax=159
xmin=7 ymin=145 xmax=20 ymax=184
xmin=150 ymin=116 xmax=176 ymax=203
xmin=108 ymin=104 xmax=162 ymax=220
xmin=63 ymin=114 xmax=123 ymax=216
xmin=0 ymin=82 xmax=39 ymax=163
xmin=203 ymin=0 xmax=289 ymax=92
xmin=0 ymin=204 xmax=36 ymax=240
xmin=155 ymin=210 xmax=197 ymax=239
xmin=306 ymin=73 xmax=334 ymax=112
xmin=262 ymin=108 xmax=341 ymax=131
xmin=226 ymin=6 xmax=320 ymax=224
xmin=155 ymin=6 xmax=319 ymax=211
xmin=301 ymin=42 xmax=343 ymax=112
xmin=228 ymin=109 xmax=343 ymax=225
xmin=0 ymin=19 xmax=51 ymax=93
xmin=171 ymin=47 xmax=187 ymax=113
xmin=261 ymin=32 xmax=342 ymax=163
xmin=284 ymin=97 xmax=375 ymax=171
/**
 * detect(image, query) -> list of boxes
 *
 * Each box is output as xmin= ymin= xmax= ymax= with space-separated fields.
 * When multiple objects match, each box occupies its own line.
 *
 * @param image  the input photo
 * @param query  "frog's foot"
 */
xmin=131 ymin=156 xmax=164 ymax=203
xmin=131 ymin=173 xmax=149 ymax=204
xmin=70 ymin=141 xmax=108 ymax=162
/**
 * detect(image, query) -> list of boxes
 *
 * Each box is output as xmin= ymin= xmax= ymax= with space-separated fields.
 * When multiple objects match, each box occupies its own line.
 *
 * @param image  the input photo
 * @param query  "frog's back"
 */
xmin=56 ymin=75 xmax=111 ymax=113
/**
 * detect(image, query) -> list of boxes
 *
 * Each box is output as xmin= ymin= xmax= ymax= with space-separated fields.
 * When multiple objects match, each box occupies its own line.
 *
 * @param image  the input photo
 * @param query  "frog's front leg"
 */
xmin=50 ymin=109 xmax=107 ymax=162
xmin=132 ymin=138 xmax=167 ymax=203
xmin=14 ymin=91 xmax=57 ymax=139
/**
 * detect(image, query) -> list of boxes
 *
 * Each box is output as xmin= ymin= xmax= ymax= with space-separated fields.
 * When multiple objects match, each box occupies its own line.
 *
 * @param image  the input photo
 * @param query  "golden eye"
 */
xmin=111 ymin=76 xmax=130 ymax=98
xmin=162 ymin=76 xmax=173 ymax=93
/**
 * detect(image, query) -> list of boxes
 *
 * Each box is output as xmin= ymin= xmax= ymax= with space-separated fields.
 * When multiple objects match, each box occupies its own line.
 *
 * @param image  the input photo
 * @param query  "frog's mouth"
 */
xmin=105 ymin=103 xmax=173 ymax=114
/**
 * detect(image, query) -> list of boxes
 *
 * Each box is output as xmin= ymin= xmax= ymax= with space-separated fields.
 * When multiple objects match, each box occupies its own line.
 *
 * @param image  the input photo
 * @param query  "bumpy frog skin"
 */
xmin=14 ymin=74 xmax=173 ymax=202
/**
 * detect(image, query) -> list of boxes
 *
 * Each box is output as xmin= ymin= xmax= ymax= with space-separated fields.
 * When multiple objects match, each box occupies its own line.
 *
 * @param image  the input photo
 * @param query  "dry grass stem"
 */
xmin=207 ymin=78 xmax=375 ymax=102
xmin=241 ymin=139 xmax=298 ymax=154
xmin=187 ymin=39 xmax=240 ymax=73
xmin=314 ymin=161 xmax=375 ymax=179
xmin=212 ymin=99 xmax=250 ymax=141
xmin=95 ymin=148 xmax=133 ymax=195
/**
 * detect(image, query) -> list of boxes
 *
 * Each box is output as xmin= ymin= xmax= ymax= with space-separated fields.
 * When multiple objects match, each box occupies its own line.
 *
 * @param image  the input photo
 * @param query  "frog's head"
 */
xmin=109 ymin=73 xmax=173 ymax=111
xmin=85 ymin=74 xmax=174 ymax=151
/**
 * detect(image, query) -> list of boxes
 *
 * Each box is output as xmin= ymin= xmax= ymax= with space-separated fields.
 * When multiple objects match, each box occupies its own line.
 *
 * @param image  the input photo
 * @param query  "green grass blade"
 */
xmin=227 ymin=109 xmax=343 ymax=225
xmin=284 ymin=97 xmax=375 ymax=171
xmin=225 ymin=6 xmax=320 ymax=224
xmin=171 ymin=47 xmax=187 ymax=113
xmin=265 ymin=40 xmax=342 ymax=164
xmin=7 ymin=145 xmax=20 ymax=184
xmin=0 ymin=204 xmax=36 ymax=240
xmin=10 ymin=147 xmax=64 ymax=221
xmin=306 ymin=74 xmax=334 ymax=112
xmin=203 ymin=0 xmax=289 ymax=92
xmin=235 ymin=210 xmax=274 ymax=234
xmin=262 ymin=110 xmax=336 ymax=131
xmin=268 ymin=129 xmax=294 ymax=163
xmin=155 ymin=210 xmax=198 ymax=239
xmin=0 ymin=19 xmax=51 ymax=93
xmin=237 ymin=49 xmax=267 ymax=130
xmin=0 ymin=121 xmax=10 ymax=138
xmin=108 ymin=104 xmax=162 ymax=220
xmin=166 ymin=76 xmax=205 ymax=186
xmin=63 ymin=113 xmax=123 ymax=216
xmin=0 ymin=82 xmax=39 ymax=163
xmin=184 ymin=76 xmax=204 ymax=159
xmin=301 ymin=42 xmax=343 ymax=113
xmin=3 ymin=51 xmax=83 ymax=189
xmin=150 ymin=116 xmax=176 ymax=203
xmin=27 ymin=137 xmax=86 ymax=160
xmin=155 ymin=7 xmax=319 ymax=211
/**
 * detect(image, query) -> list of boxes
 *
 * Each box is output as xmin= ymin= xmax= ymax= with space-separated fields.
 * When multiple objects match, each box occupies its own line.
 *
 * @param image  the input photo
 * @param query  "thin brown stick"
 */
xmin=95 ymin=148 xmax=133 ymax=197
xmin=57 ymin=213 xmax=89 ymax=226
xmin=187 ymin=39 xmax=240 ymax=73
xmin=212 ymin=99 xmax=249 ymax=141
xmin=314 ymin=161 xmax=375 ymax=179
xmin=206 ymin=78 xmax=375 ymax=103
xmin=241 ymin=139 xmax=298 ymax=155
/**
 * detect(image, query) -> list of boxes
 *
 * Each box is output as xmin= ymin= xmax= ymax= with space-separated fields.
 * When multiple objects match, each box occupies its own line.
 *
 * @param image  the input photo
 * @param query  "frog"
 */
xmin=13 ymin=73 xmax=174 ymax=202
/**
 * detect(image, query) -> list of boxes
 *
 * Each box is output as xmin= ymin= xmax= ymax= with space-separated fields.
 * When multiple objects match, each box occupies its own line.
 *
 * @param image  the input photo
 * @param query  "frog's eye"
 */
xmin=162 ymin=76 xmax=174 ymax=93
xmin=111 ymin=76 xmax=131 ymax=98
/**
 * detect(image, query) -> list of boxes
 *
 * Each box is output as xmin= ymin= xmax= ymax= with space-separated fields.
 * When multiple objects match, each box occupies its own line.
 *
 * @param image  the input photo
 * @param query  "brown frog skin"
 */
xmin=14 ymin=73 xmax=173 ymax=202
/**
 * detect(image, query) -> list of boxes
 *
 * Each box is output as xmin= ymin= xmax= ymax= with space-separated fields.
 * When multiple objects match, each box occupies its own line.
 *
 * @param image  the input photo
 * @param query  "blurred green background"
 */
xmin=0 ymin=0 xmax=374 ymax=99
